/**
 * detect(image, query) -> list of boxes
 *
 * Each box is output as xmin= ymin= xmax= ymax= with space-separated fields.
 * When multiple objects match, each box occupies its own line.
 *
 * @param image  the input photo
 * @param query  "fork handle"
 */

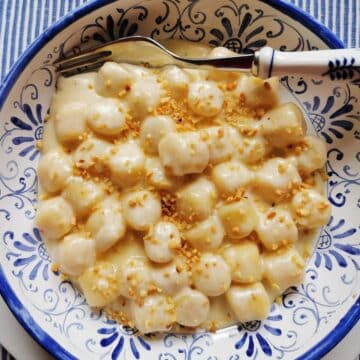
xmin=255 ymin=47 xmax=360 ymax=81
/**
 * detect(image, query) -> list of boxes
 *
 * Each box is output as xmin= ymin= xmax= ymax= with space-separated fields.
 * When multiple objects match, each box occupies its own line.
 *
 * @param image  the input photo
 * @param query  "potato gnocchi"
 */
xmin=36 ymin=40 xmax=330 ymax=333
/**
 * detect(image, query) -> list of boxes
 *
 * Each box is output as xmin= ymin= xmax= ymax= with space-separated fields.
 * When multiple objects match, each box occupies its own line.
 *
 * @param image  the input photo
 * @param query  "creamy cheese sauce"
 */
xmin=36 ymin=40 xmax=330 ymax=333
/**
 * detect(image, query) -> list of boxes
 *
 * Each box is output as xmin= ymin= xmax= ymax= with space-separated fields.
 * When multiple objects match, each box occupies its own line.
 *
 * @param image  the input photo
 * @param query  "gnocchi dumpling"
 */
xmin=117 ymin=257 xmax=152 ymax=299
xmin=58 ymin=232 xmax=96 ymax=276
xmin=144 ymin=157 xmax=181 ymax=190
xmin=185 ymin=214 xmax=224 ymax=250
xmin=254 ymin=157 xmax=301 ymax=201
xmin=121 ymin=63 xmax=150 ymax=79
xmin=192 ymin=253 xmax=231 ymax=297
xmin=221 ymin=241 xmax=262 ymax=283
xmin=107 ymin=141 xmax=145 ymax=187
xmin=262 ymin=246 xmax=305 ymax=294
xmin=161 ymin=66 xmax=190 ymax=94
xmin=207 ymin=47 xmax=239 ymax=81
xmin=256 ymin=208 xmax=298 ymax=250
xmin=140 ymin=115 xmax=176 ymax=154
xmin=158 ymin=132 xmax=209 ymax=176
xmin=55 ymin=102 xmax=88 ymax=144
xmin=218 ymin=199 xmax=257 ymax=239
xmin=127 ymin=76 xmax=161 ymax=118
xmin=261 ymin=103 xmax=306 ymax=148
xmin=201 ymin=126 xmax=237 ymax=164
xmin=73 ymin=138 xmax=112 ymax=173
xmin=211 ymin=160 xmax=253 ymax=195
xmin=226 ymin=283 xmax=270 ymax=322
xmin=86 ymin=197 xmax=126 ymax=253
xmin=38 ymin=151 xmax=72 ymax=193
xmin=151 ymin=260 xmax=190 ymax=295
xmin=79 ymin=262 xmax=120 ymax=307
xmin=87 ymin=99 xmax=128 ymax=136
xmin=122 ymin=190 xmax=161 ymax=231
xmin=237 ymin=134 xmax=269 ymax=164
xmin=188 ymin=81 xmax=224 ymax=117
xmin=235 ymin=75 xmax=279 ymax=109
xmin=54 ymin=73 xmax=97 ymax=103
xmin=131 ymin=294 xmax=176 ymax=333
xmin=36 ymin=197 xmax=75 ymax=241
xmin=144 ymin=221 xmax=181 ymax=263
xmin=62 ymin=176 xmax=104 ymax=219
xmin=177 ymin=177 xmax=217 ymax=221
xmin=291 ymin=189 xmax=331 ymax=228
xmin=209 ymin=46 xmax=237 ymax=58
xmin=295 ymin=135 xmax=327 ymax=174
xmin=106 ymin=296 xmax=133 ymax=324
xmin=174 ymin=288 xmax=210 ymax=327
xmin=95 ymin=62 xmax=132 ymax=97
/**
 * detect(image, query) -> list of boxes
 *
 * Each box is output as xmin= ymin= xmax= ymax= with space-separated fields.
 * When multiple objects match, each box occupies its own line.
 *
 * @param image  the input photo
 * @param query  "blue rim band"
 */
xmin=0 ymin=1 xmax=356 ymax=359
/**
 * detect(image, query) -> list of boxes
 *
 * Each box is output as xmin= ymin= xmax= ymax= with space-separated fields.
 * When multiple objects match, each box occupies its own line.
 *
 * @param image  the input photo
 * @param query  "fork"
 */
xmin=54 ymin=35 xmax=360 ymax=80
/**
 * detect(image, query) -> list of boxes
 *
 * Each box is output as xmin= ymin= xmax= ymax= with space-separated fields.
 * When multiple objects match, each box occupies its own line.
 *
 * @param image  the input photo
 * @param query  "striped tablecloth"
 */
xmin=0 ymin=0 xmax=359 ymax=359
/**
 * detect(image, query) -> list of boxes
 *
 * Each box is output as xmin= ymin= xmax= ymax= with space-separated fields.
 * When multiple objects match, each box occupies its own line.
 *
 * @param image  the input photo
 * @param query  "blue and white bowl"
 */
xmin=0 ymin=1 xmax=359 ymax=359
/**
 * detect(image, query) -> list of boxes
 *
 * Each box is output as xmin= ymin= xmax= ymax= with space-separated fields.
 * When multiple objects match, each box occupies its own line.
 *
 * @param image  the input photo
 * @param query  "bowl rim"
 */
xmin=0 ymin=0 xmax=358 ymax=359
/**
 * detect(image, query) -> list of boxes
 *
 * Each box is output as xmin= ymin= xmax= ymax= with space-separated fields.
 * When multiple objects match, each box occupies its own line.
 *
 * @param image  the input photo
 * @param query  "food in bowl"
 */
xmin=35 ymin=40 xmax=331 ymax=333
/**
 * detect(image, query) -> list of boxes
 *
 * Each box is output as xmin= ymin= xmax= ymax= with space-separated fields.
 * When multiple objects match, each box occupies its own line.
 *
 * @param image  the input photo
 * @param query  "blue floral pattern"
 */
xmin=4 ymin=228 xmax=52 ymax=282
xmin=158 ymin=332 xmax=214 ymax=360
xmin=9 ymin=104 xmax=43 ymax=160
xmin=94 ymin=322 xmax=151 ymax=360
xmin=303 ymin=84 xmax=357 ymax=144
xmin=0 ymin=0 xmax=359 ymax=359
xmin=0 ymin=160 xmax=37 ymax=220
xmin=232 ymin=307 xmax=282 ymax=358
xmin=315 ymin=216 xmax=359 ymax=271
xmin=322 ymin=57 xmax=360 ymax=87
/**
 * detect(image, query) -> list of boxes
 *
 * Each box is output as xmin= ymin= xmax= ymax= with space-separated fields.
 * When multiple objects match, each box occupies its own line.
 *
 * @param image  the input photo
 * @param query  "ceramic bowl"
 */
xmin=0 ymin=1 xmax=359 ymax=359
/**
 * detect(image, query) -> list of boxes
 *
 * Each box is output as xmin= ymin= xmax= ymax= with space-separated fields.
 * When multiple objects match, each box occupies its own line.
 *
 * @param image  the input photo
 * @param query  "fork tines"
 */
xmin=55 ymin=50 xmax=112 ymax=75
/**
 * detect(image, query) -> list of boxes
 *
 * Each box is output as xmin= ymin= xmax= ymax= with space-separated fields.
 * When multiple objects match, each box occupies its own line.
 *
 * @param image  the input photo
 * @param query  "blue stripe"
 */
xmin=34 ymin=0 xmax=42 ymax=38
xmin=44 ymin=0 xmax=50 ymax=29
xmin=60 ymin=0 xmax=65 ymax=18
xmin=52 ymin=0 xmax=58 ymax=23
xmin=314 ymin=0 xmax=318 ymax=20
xmin=3 ymin=0 xmax=11 ymax=79
xmin=344 ymin=0 xmax=348 ymax=48
xmin=351 ymin=0 xmax=356 ymax=47
xmin=0 ymin=0 xmax=5 ymax=79
xmin=328 ymin=0 xmax=334 ymax=32
xmin=9 ymin=0 xmax=18 ymax=75
xmin=18 ymin=0 xmax=27 ymax=58
xmin=335 ymin=0 xmax=341 ymax=38
xmin=320 ymin=0 xmax=326 ymax=26
xmin=26 ymin=0 xmax=34 ymax=54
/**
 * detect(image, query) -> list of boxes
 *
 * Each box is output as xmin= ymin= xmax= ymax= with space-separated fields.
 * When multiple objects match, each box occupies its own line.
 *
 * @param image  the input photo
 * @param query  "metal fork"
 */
xmin=54 ymin=35 xmax=360 ymax=79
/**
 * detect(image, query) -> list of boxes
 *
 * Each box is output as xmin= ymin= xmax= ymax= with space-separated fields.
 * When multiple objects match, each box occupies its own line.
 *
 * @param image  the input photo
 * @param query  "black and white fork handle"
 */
xmin=253 ymin=47 xmax=360 ymax=79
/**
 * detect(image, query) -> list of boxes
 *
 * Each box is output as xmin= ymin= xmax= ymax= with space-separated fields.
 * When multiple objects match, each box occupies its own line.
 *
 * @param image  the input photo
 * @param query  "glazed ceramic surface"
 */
xmin=0 ymin=1 xmax=359 ymax=359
